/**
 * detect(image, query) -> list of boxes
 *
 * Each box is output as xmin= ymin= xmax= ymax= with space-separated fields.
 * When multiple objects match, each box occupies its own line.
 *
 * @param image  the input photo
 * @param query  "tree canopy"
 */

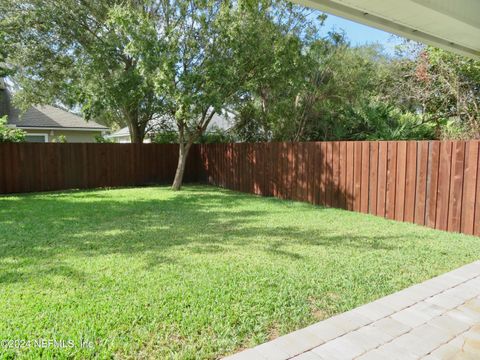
xmin=1 ymin=0 xmax=319 ymax=188
xmin=1 ymin=0 xmax=168 ymax=142
xmin=232 ymin=38 xmax=480 ymax=143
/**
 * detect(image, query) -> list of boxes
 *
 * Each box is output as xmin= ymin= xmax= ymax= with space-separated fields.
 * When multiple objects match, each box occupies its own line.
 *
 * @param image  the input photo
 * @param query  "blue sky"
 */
xmin=321 ymin=13 xmax=406 ymax=55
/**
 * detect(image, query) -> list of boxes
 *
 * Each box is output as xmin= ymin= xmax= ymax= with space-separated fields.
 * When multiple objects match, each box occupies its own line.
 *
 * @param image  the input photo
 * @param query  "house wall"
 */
xmin=111 ymin=135 xmax=132 ymax=143
xmin=21 ymin=129 xmax=104 ymax=143
xmin=110 ymin=135 xmax=152 ymax=143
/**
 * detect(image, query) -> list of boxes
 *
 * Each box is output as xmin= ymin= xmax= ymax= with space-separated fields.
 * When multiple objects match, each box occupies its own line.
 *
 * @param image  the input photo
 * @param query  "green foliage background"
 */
xmin=0 ymin=0 xmax=479 ymax=145
xmin=0 ymin=115 xmax=25 ymax=142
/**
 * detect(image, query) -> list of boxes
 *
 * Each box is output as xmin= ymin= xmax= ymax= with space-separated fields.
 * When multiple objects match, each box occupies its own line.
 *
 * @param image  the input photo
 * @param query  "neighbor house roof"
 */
xmin=108 ymin=112 xmax=235 ymax=139
xmin=294 ymin=0 xmax=480 ymax=59
xmin=8 ymin=105 xmax=108 ymax=130
xmin=0 ymin=83 xmax=107 ymax=131
xmin=108 ymin=126 xmax=131 ymax=138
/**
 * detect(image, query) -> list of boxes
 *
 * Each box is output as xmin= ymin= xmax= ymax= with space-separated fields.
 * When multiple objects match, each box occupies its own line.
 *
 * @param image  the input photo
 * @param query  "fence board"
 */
xmin=307 ymin=142 xmax=315 ymax=204
xmin=313 ymin=142 xmax=321 ymax=205
xmin=395 ymin=141 xmax=407 ymax=221
xmin=252 ymin=144 xmax=259 ymax=195
xmin=425 ymin=142 xmax=439 ymax=228
xmin=326 ymin=142 xmax=333 ymax=207
xmin=346 ymin=142 xmax=354 ymax=211
xmin=377 ymin=142 xmax=387 ymax=217
xmin=361 ymin=142 xmax=370 ymax=214
xmin=239 ymin=143 xmax=245 ymax=193
xmin=385 ymin=142 xmax=397 ymax=220
xmin=299 ymin=142 xmax=307 ymax=201
xmin=319 ymin=142 xmax=327 ymax=206
xmin=339 ymin=142 xmax=347 ymax=210
xmin=222 ymin=144 xmax=228 ymax=187
xmin=436 ymin=141 xmax=453 ymax=231
xmin=289 ymin=143 xmax=298 ymax=200
xmin=5 ymin=144 xmax=11 ymax=193
xmin=475 ymin=151 xmax=480 ymax=236
xmin=246 ymin=143 xmax=252 ymax=193
xmin=274 ymin=143 xmax=280 ymax=197
xmin=461 ymin=142 xmax=479 ymax=234
xmin=414 ymin=142 xmax=429 ymax=226
xmin=232 ymin=144 xmax=238 ymax=191
xmin=448 ymin=141 xmax=465 ymax=232
xmin=404 ymin=141 xmax=417 ymax=223
xmin=353 ymin=142 xmax=362 ymax=212
xmin=9 ymin=143 xmax=17 ymax=193
xmin=0 ymin=143 xmax=5 ymax=192
xmin=369 ymin=142 xmax=379 ymax=215
xmin=287 ymin=142 xmax=293 ymax=199
xmin=332 ymin=142 xmax=340 ymax=208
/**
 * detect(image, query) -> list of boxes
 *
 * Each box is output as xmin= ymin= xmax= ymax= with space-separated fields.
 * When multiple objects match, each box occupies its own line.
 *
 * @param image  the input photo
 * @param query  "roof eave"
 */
xmin=293 ymin=0 xmax=480 ymax=59
xmin=15 ymin=125 xmax=108 ymax=131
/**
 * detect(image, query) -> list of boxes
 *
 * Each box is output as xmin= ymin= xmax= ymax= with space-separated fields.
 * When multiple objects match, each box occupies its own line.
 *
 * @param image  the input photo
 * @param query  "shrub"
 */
xmin=0 ymin=116 xmax=26 ymax=143
xmin=152 ymin=128 xmax=236 ymax=144
xmin=151 ymin=131 xmax=178 ymax=144
xmin=95 ymin=134 xmax=115 ymax=143
xmin=52 ymin=135 xmax=67 ymax=143
xmin=198 ymin=128 xmax=236 ymax=144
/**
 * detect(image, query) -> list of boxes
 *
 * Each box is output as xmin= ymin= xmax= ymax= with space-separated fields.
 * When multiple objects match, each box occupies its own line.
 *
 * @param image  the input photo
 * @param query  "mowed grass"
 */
xmin=0 ymin=186 xmax=479 ymax=359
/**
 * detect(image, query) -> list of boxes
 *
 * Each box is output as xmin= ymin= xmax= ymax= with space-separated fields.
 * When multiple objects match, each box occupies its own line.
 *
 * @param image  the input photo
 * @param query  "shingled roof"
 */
xmin=8 ymin=105 xmax=107 ymax=130
xmin=0 ymin=82 xmax=107 ymax=131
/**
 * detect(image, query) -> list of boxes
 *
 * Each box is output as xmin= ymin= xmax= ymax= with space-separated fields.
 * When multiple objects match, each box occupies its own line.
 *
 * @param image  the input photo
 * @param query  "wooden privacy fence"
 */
xmin=0 ymin=143 xmax=200 ymax=194
xmin=199 ymin=141 xmax=480 ymax=236
xmin=1 ymin=141 xmax=479 ymax=236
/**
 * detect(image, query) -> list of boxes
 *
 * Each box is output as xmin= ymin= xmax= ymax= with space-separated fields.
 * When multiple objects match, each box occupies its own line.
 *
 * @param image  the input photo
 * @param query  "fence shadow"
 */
xmin=199 ymin=141 xmax=480 ymax=237
xmin=200 ymin=142 xmax=354 ymax=211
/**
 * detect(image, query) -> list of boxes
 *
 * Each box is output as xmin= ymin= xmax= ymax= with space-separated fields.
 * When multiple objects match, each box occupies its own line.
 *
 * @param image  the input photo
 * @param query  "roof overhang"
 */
xmin=13 ymin=125 xmax=107 ymax=132
xmin=106 ymin=133 xmax=130 ymax=138
xmin=293 ymin=0 xmax=480 ymax=59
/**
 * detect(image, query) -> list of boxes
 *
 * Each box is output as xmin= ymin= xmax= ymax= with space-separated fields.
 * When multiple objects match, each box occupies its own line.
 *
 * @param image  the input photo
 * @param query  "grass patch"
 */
xmin=0 ymin=185 xmax=479 ymax=359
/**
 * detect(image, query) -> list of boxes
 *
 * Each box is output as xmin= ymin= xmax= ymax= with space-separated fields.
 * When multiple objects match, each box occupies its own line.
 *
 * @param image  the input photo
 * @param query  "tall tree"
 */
xmin=380 ymin=43 xmax=480 ymax=139
xmin=168 ymin=1 xmax=315 ymax=189
xmin=232 ymin=7 xmax=323 ymax=143
xmin=118 ymin=0 xmax=316 ymax=189
xmin=1 ymin=0 xmax=317 ymax=188
xmin=233 ymin=35 xmax=391 ymax=142
xmin=0 ymin=29 xmax=10 ymax=77
xmin=0 ymin=0 xmax=165 ymax=143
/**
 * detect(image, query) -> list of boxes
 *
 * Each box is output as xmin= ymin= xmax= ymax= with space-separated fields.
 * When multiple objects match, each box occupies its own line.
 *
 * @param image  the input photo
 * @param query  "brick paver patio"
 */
xmin=225 ymin=261 xmax=480 ymax=360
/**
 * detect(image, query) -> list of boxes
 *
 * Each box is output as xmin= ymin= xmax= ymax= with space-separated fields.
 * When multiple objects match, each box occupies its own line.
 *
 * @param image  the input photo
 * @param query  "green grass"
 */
xmin=0 ymin=185 xmax=479 ymax=359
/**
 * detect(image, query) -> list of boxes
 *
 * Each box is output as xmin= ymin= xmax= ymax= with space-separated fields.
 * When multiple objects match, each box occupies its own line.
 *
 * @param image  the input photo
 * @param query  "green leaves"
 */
xmin=1 ymin=0 xmax=163 ymax=141
xmin=0 ymin=0 xmax=318 ymax=148
xmin=0 ymin=116 xmax=26 ymax=143
xmin=385 ymin=44 xmax=480 ymax=139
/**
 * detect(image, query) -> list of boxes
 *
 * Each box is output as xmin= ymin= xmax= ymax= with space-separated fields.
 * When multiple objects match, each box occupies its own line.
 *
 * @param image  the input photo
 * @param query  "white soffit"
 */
xmin=293 ymin=0 xmax=480 ymax=59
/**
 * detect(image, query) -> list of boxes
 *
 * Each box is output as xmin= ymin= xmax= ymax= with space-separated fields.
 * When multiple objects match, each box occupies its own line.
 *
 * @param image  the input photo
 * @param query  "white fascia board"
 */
xmin=293 ymin=0 xmax=480 ymax=59
xmin=16 ymin=126 xmax=107 ymax=132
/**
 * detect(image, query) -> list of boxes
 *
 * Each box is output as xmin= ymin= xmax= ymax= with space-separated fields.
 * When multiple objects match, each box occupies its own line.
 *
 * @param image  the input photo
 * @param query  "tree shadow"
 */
xmin=0 ymin=186 xmax=403 ymax=284
xmin=199 ymin=142 xmax=356 ymax=211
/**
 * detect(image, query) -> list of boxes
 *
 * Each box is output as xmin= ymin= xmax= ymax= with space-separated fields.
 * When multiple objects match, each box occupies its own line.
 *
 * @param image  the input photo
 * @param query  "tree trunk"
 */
xmin=172 ymin=142 xmax=191 ymax=191
xmin=125 ymin=106 xmax=146 ymax=144
xmin=129 ymin=123 xmax=145 ymax=144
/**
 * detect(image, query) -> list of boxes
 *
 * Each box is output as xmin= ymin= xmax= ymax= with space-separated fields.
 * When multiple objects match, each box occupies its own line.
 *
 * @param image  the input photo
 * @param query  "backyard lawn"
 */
xmin=1 ymin=185 xmax=480 ymax=359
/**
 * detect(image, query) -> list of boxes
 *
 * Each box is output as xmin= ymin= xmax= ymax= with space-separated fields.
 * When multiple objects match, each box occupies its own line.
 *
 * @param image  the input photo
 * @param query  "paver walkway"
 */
xmin=225 ymin=261 xmax=480 ymax=360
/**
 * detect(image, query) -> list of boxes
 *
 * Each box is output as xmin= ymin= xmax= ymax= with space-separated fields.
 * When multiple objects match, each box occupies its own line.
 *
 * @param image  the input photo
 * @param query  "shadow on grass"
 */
xmin=0 ymin=186 xmax=402 ymax=284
